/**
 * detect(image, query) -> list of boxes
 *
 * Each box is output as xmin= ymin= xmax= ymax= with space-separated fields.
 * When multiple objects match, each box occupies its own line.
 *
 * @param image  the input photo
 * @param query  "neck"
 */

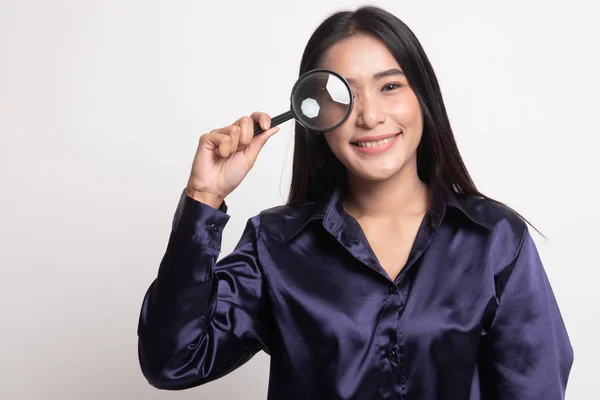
xmin=343 ymin=160 xmax=429 ymax=220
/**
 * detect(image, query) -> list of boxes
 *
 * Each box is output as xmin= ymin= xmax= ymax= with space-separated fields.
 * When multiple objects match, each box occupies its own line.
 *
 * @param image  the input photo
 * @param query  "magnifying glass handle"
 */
xmin=254 ymin=110 xmax=294 ymax=136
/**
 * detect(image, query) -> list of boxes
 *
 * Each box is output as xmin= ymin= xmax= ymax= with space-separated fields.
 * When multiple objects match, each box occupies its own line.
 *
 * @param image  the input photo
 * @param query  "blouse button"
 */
xmin=386 ymin=349 xmax=397 ymax=361
xmin=388 ymin=284 xmax=397 ymax=294
xmin=207 ymin=224 xmax=218 ymax=232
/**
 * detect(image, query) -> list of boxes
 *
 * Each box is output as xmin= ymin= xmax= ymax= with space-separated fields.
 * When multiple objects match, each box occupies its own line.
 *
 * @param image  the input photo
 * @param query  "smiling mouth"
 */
xmin=351 ymin=132 xmax=402 ymax=148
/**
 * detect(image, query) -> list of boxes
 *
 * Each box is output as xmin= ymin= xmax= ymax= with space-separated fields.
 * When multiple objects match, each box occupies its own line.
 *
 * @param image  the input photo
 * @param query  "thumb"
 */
xmin=244 ymin=126 xmax=280 ymax=166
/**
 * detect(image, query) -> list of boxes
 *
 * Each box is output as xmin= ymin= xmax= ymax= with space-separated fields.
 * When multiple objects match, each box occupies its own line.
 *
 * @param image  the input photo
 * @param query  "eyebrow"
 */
xmin=345 ymin=68 xmax=405 ymax=84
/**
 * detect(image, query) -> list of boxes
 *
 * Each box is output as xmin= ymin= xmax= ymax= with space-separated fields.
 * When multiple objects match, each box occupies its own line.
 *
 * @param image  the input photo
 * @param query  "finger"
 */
xmin=200 ymin=130 xmax=229 ymax=148
xmin=217 ymin=136 xmax=232 ymax=158
xmin=245 ymin=125 xmax=280 ymax=167
xmin=200 ymin=131 xmax=232 ymax=157
xmin=250 ymin=111 xmax=271 ymax=131
xmin=239 ymin=115 xmax=258 ymax=149
xmin=222 ymin=123 xmax=241 ymax=153
xmin=233 ymin=116 xmax=254 ymax=150
xmin=212 ymin=124 xmax=243 ymax=153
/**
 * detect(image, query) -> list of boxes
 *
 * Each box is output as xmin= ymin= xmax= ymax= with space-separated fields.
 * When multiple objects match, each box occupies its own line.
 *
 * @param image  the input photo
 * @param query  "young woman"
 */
xmin=137 ymin=6 xmax=573 ymax=399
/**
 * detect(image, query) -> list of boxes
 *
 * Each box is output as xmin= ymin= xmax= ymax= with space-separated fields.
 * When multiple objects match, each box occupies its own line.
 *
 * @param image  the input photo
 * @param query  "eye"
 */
xmin=382 ymin=83 xmax=402 ymax=92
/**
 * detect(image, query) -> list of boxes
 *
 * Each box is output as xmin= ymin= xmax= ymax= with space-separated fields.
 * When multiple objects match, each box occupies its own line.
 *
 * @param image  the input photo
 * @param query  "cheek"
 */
xmin=389 ymin=95 xmax=422 ymax=128
xmin=323 ymin=129 xmax=348 ymax=154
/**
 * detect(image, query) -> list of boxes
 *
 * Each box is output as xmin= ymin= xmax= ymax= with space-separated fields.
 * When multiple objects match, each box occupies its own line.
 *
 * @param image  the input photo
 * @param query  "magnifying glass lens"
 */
xmin=290 ymin=71 xmax=352 ymax=131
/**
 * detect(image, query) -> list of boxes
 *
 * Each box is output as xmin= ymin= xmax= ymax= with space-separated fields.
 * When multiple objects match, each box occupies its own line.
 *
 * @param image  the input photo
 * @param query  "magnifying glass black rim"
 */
xmin=289 ymin=68 xmax=355 ymax=133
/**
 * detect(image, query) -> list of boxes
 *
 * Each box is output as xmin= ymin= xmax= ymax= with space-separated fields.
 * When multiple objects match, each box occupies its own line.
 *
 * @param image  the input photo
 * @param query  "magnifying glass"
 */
xmin=253 ymin=69 xmax=354 ymax=136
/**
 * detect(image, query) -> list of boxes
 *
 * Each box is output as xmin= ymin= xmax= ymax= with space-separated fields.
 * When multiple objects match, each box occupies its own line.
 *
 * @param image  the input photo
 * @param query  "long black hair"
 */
xmin=287 ymin=5 xmax=541 ymax=236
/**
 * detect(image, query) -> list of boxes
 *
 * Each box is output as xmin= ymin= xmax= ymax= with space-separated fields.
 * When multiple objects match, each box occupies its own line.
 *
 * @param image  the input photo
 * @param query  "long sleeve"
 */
xmin=479 ymin=227 xmax=574 ymax=399
xmin=137 ymin=190 xmax=271 ymax=390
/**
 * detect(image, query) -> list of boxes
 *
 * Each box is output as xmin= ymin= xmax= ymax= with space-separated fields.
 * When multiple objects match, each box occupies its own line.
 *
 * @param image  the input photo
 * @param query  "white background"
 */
xmin=1 ymin=0 xmax=598 ymax=399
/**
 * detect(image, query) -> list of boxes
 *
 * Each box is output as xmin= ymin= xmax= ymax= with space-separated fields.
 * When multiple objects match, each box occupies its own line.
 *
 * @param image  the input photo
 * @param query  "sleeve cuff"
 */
xmin=171 ymin=189 xmax=230 ymax=249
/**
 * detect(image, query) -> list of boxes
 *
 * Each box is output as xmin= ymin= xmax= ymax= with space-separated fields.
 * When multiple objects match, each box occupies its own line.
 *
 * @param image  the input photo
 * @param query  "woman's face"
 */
xmin=319 ymin=35 xmax=423 ymax=182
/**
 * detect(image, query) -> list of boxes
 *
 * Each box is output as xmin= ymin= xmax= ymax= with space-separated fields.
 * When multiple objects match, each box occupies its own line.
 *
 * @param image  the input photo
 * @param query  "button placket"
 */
xmin=399 ymin=283 xmax=409 ymax=389
xmin=399 ymin=349 xmax=407 ymax=385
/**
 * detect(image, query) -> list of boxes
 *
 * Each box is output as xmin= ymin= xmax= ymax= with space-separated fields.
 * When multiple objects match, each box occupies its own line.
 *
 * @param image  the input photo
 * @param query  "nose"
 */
xmin=355 ymin=94 xmax=386 ymax=129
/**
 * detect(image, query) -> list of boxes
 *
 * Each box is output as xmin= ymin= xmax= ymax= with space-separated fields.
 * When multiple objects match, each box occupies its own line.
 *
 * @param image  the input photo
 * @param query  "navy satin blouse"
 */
xmin=137 ymin=186 xmax=573 ymax=399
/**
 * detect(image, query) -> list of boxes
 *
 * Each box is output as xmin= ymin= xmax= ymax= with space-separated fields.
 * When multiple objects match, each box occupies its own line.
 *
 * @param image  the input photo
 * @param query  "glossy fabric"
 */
xmin=137 ymin=186 xmax=573 ymax=399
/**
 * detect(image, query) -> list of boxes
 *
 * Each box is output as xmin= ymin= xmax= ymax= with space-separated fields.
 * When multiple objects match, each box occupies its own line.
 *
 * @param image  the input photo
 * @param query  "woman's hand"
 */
xmin=185 ymin=112 xmax=280 ymax=208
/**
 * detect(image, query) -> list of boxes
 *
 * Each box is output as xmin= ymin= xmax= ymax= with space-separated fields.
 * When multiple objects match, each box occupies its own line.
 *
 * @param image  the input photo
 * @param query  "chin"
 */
xmin=348 ymin=165 xmax=404 ymax=182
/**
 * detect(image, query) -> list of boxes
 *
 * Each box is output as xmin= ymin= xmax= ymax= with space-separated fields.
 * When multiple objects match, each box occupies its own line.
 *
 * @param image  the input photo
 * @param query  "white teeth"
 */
xmin=356 ymin=136 xmax=395 ymax=148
